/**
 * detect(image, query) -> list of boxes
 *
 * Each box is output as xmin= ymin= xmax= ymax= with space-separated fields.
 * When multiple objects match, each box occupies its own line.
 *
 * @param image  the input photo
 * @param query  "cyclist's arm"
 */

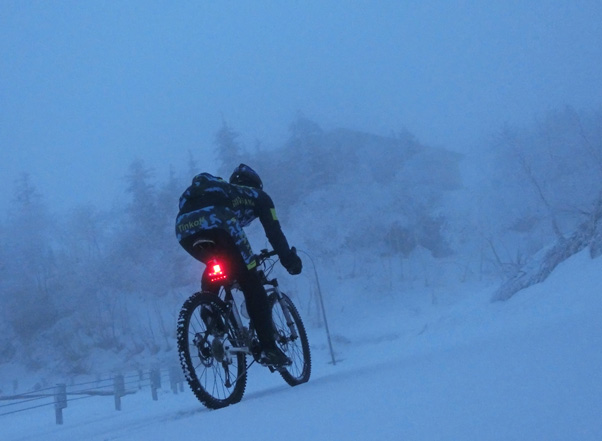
xmin=256 ymin=191 xmax=292 ymax=259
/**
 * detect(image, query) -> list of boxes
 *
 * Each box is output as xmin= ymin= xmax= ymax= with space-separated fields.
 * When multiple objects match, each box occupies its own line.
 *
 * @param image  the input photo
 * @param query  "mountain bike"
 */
xmin=177 ymin=247 xmax=311 ymax=409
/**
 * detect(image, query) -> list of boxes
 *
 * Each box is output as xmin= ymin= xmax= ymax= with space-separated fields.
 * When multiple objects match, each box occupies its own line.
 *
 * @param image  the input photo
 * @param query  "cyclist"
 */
xmin=175 ymin=164 xmax=302 ymax=367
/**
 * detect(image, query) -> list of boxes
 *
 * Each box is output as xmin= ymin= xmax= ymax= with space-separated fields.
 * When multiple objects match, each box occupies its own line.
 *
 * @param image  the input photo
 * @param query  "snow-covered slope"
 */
xmin=4 ymin=250 xmax=602 ymax=441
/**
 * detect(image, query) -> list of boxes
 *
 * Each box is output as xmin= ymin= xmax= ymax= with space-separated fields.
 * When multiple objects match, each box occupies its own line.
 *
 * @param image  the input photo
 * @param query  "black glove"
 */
xmin=281 ymin=247 xmax=302 ymax=275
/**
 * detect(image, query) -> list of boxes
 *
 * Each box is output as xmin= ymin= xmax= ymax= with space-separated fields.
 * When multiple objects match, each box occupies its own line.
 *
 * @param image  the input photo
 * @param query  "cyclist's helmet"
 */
xmin=229 ymin=164 xmax=263 ymax=190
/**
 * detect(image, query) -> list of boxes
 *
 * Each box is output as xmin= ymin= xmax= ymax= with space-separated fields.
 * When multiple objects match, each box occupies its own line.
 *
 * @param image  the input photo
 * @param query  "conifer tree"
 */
xmin=214 ymin=120 xmax=243 ymax=177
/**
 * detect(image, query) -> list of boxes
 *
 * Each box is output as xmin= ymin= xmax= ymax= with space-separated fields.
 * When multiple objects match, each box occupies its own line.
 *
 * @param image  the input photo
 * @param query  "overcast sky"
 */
xmin=1 ymin=1 xmax=601 ymax=213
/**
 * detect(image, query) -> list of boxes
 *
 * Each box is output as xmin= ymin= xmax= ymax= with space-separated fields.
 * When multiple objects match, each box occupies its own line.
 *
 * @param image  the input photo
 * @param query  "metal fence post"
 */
xmin=54 ymin=383 xmax=67 ymax=425
xmin=114 ymin=375 xmax=125 ymax=411
xmin=299 ymin=250 xmax=337 ymax=365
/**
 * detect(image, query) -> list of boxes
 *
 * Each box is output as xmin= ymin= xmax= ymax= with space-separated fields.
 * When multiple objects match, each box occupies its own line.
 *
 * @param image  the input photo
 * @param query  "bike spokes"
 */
xmin=177 ymin=292 xmax=247 ymax=409
xmin=271 ymin=293 xmax=311 ymax=385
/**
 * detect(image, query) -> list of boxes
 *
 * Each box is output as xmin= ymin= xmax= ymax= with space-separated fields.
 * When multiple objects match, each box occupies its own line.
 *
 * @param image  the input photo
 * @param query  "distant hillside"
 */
xmin=241 ymin=119 xmax=463 ymax=259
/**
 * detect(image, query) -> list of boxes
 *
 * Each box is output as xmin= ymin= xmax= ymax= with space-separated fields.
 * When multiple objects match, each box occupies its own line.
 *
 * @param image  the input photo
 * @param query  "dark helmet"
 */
xmin=229 ymin=164 xmax=263 ymax=189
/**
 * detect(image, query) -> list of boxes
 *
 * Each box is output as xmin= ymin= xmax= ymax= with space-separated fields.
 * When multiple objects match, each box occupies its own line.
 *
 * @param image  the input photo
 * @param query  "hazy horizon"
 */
xmin=2 ymin=1 xmax=601 ymax=212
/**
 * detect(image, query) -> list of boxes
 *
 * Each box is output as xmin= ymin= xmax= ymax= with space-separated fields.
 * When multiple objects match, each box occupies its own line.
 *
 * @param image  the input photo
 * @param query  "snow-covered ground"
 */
xmin=3 ymin=250 xmax=602 ymax=441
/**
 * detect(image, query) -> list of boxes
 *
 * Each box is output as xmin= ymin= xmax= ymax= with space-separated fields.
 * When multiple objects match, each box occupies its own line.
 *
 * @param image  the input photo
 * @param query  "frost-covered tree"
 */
xmin=0 ymin=223 xmax=16 ymax=363
xmin=469 ymin=107 xmax=602 ymax=299
xmin=214 ymin=120 xmax=244 ymax=177
xmin=2 ymin=174 xmax=59 ymax=343
xmin=245 ymin=118 xmax=461 ymax=263
xmin=156 ymin=166 xmax=197 ymax=290
xmin=477 ymin=108 xmax=602 ymax=272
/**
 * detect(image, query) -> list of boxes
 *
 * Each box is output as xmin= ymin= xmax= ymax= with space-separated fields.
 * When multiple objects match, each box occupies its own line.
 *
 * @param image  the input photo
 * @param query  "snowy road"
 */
xmin=4 ymin=251 xmax=602 ymax=441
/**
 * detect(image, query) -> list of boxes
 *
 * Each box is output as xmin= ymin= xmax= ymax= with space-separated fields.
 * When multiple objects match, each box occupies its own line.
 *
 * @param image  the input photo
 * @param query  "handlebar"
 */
xmin=257 ymin=249 xmax=278 ymax=264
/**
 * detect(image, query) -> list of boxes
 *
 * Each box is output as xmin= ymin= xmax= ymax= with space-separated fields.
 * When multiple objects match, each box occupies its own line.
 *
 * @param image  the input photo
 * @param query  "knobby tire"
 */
xmin=177 ymin=291 xmax=247 ymax=409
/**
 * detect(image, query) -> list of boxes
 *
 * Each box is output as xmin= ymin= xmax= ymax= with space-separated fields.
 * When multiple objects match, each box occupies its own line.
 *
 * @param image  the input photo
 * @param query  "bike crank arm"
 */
xmin=226 ymin=346 xmax=252 ymax=355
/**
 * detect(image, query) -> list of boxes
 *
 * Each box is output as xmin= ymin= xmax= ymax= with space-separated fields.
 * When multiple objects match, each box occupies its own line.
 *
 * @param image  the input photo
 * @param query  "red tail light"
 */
xmin=207 ymin=259 xmax=227 ymax=283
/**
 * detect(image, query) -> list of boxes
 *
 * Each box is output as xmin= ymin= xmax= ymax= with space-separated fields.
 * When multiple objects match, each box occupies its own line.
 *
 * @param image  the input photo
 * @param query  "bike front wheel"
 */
xmin=270 ymin=292 xmax=312 ymax=386
xmin=177 ymin=291 xmax=247 ymax=409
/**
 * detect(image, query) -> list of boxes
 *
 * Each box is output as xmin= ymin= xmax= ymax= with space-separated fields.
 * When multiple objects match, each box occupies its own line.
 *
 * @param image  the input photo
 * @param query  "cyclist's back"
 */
xmin=174 ymin=164 xmax=302 ymax=367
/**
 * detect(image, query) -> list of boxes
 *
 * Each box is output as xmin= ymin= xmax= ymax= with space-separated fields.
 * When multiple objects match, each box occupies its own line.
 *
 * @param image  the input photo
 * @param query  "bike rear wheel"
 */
xmin=177 ymin=291 xmax=247 ymax=409
xmin=270 ymin=292 xmax=311 ymax=385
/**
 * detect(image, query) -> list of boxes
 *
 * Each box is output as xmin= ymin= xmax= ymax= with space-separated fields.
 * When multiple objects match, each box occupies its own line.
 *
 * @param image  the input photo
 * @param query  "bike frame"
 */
xmin=177 ymin=247 xmax=311 ymax=408
xmin=213 ymin=263 xmax=299 ymax=361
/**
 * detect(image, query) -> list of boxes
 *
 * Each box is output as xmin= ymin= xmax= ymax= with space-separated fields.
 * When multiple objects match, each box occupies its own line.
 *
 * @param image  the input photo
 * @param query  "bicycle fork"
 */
xmin=271 ymin=286 xmax=299 ymax=341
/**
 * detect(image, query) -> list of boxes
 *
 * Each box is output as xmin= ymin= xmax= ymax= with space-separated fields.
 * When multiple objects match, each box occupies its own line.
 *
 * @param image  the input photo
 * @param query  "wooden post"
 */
xmin=114 ymin=375 xmax=125 ymax=411
xmin=54 ymin=383 xmax=67 ymax=425
xmin=169 ymin=366 xmax=180 ymax=395
xmin=150 ymin=368 xmax=161 ymax=401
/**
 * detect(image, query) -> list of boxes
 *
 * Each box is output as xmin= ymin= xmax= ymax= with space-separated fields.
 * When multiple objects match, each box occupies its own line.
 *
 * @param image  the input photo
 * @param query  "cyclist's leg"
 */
xmin=210 ymin=221 xmax=285 ymax=359
xmin=206 ymin=228 xmax=275 ymax=347
xmin=178 ymin=209 xmax=286 ymax=363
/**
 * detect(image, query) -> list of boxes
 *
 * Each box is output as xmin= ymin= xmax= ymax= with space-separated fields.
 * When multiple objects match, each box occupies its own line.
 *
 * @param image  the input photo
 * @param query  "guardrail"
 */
xmin=0 ymin=366 xmax=185 ymax=425
xmin=0 ymin=253 xmax=335 ymax=426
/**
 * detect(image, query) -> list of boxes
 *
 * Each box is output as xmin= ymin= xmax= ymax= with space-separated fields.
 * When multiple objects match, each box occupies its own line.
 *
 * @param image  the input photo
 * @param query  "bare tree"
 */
xmin=487 ymin=108 xmax=602 ymax=300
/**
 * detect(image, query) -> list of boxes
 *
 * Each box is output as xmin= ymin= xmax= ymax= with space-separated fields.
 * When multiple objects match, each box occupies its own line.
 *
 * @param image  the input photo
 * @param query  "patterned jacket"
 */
xmin=175 ymin=173 xmax=291 ymax=261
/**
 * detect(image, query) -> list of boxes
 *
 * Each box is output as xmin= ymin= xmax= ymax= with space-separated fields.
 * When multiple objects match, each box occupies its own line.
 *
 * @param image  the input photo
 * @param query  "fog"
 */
xmin=2 ymin=5 xmax=602 ymax=438
xmin=2 ymin=1 xmax=601 ymax=211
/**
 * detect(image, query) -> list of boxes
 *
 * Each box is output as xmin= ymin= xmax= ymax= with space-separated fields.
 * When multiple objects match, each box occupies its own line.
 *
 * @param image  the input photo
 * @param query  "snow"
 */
xmin=3 ymin=250 xmax=602 ymax=441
